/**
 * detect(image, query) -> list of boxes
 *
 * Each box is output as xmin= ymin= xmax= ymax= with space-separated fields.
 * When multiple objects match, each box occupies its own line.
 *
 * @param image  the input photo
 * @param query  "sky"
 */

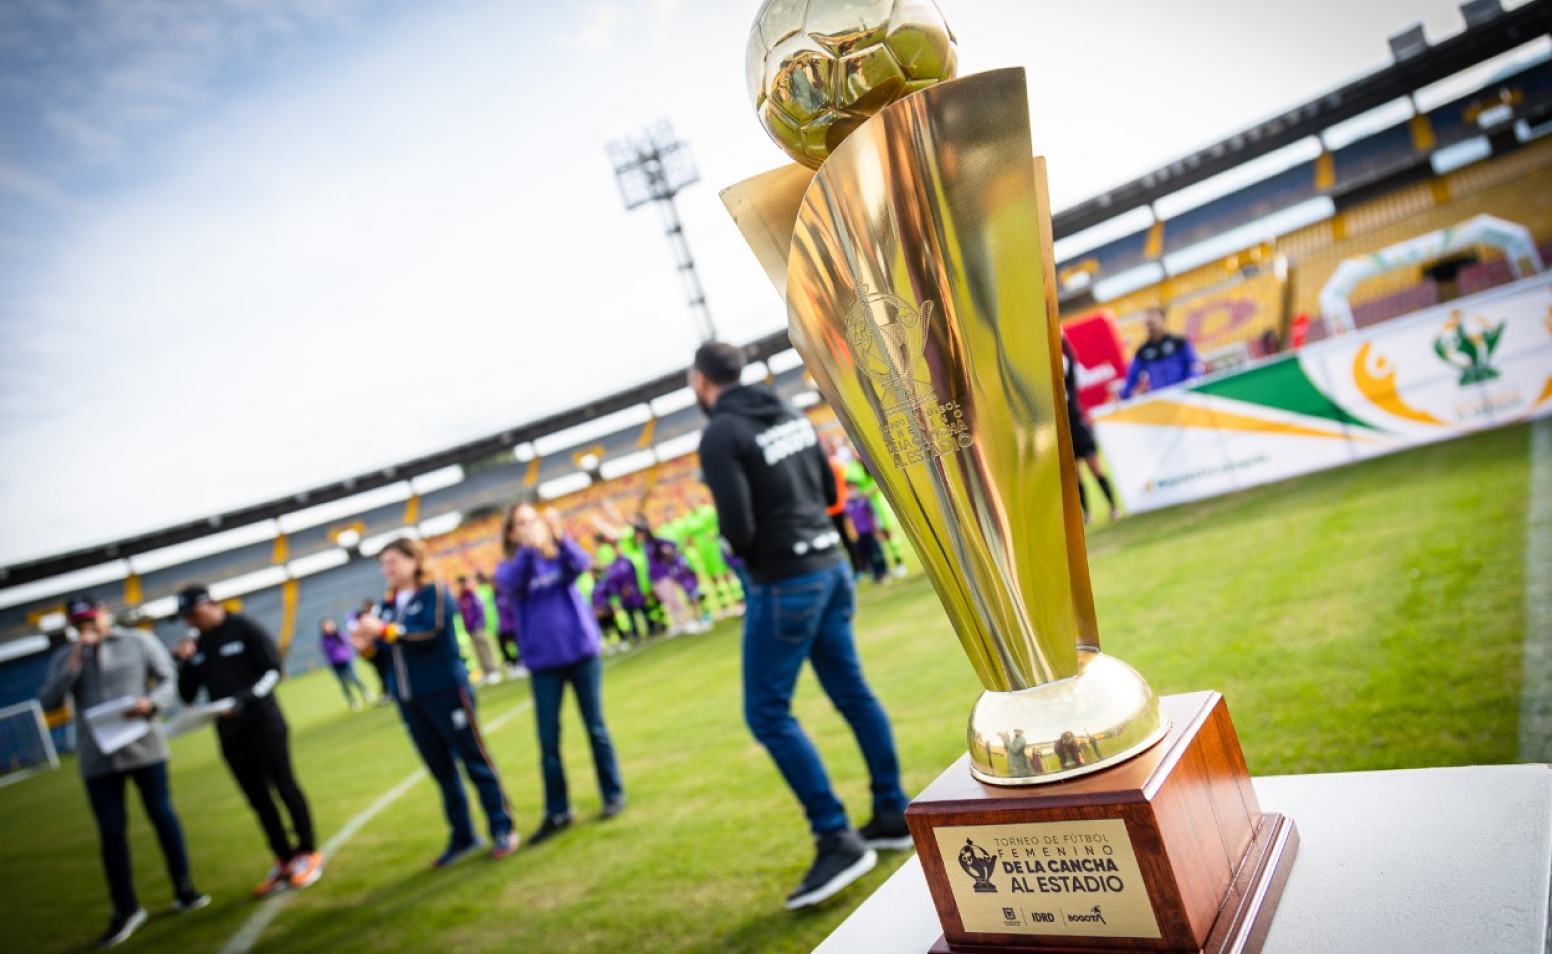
xmin=0 ymin=0 xmax=1520 ymax=566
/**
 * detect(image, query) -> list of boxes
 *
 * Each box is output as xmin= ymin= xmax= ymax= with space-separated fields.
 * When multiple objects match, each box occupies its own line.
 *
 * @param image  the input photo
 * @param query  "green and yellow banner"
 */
xmin=1093 ymin=276 xmax=1552 ymax=512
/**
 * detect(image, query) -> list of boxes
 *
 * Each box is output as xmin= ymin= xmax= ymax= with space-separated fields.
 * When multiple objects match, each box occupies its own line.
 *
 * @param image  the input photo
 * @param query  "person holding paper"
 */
xmin=172 ymin=585 xmax=323 ymax=898
xmin=353 ymin=538 xmax=520 ymax=867
xmin=38 ymin=595 xmax=208 ymax=949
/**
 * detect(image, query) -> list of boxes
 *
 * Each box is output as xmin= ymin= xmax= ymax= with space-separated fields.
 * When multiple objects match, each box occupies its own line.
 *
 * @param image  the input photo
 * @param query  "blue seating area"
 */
xmin=1162 ymin=162 xmax=1320 ymax=254
xmin=139 ymin=538 xmax=277 ymax=603
xmin=1332 ymin=123 xmax=1421 ymax=190
xmin=1427 ymin=61 xmax=1552 ymax=147
xmin=1064 ymin=228 xmax=1153 ymax=288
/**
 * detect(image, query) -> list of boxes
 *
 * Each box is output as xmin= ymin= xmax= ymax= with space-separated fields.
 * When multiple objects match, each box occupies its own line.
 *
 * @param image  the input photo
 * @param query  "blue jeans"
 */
xmin=331 ymin=661 xmax=368 ymax=706
xmin=400 ymin=685 xmax=513 ymax=845
xmin=84 ymin=762 xmax=191 ymax=915
xmin=743 ymin=561 xmax=909 ymax=835
xmin=530 ymin=655 xmax=624 ymax=820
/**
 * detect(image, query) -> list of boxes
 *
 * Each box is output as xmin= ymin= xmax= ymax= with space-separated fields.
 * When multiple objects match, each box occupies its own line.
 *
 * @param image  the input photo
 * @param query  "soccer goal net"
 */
xmin=0 ymin=700 xmax=59 ymax=787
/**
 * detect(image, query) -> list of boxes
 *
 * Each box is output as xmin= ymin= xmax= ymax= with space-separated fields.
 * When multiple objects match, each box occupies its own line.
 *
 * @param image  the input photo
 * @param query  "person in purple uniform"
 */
xmin=638 ymin=530 xmax=704 ymax=636
xmin=605 ymin=548 xmax=653 ymax=644
xmin=319 ymin=619 xmax=369 ymax=710
xmin=588 ymin=566 xmax=628 ymax=652
xmin=495 ymin=503 xmax=626 ymax=845
xmin=456 ymin=575 xmax=502 ymax=685
xmin=843 ymin=484 xmax=890 ymax=584
xmin=490 ymin=585 xmax=523 ymax=678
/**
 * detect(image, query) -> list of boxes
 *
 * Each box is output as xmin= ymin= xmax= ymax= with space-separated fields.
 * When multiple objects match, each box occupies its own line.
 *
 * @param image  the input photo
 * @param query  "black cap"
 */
xmin=691 ymin=341 xmax=745 ymax=386
xmin=65 ymin=594 xmax=103 ymax=623
xmin=176 ymin=585 xmax=213 ymax=618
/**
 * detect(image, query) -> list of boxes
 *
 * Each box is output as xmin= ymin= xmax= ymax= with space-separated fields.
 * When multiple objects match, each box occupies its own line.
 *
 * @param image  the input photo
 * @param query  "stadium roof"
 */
xmin=1050 ymin=0 xmax=1552 ymax=239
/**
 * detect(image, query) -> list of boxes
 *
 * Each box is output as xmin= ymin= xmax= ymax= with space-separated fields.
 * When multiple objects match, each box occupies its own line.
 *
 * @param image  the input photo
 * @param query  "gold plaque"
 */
xmin=931 ymin=820 xmax=1162 ymax=939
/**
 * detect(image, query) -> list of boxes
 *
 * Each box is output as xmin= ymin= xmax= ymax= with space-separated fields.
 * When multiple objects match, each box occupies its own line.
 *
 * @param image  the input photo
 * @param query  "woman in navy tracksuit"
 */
xmin=352 ymin=537 xmax=520 ymax=866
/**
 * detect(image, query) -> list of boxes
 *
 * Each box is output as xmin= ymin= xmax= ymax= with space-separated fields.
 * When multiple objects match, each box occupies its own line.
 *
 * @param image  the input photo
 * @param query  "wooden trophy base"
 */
xmin=905 ymin=692 xmax=1297 ymax=954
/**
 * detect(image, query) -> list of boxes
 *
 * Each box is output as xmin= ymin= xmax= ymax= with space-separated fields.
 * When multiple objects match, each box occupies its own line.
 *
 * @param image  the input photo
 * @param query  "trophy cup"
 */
xmin=723 ymin=2 xmax=1297 ymax=952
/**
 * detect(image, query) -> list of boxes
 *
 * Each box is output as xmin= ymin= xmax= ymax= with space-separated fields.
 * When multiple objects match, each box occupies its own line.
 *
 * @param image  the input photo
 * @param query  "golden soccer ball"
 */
xmin=746 ymin=0 xmax=958 ymax=169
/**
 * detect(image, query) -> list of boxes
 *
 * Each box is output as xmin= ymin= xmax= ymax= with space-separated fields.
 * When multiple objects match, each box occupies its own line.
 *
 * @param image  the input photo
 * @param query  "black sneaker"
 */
xmin=600 ymin=797 xmax=627 ymax=820
xmin=431 ymin=837 xmax=487 ymax=869
xmin=527 ymin=813 xmax=573 ymax=846
xmin=858 ymin=811 xmax=914 ymax=851
xmin=97 ymin=908 xmax=148 ymax=948
xmin=784 ymin=829 xmax=877 ymax=910
xmin=173 ymin=887 xmax=211 ymax=912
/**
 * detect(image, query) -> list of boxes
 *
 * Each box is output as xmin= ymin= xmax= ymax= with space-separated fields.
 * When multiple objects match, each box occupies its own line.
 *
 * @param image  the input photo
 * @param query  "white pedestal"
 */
xmin=813 ymin=765 xmax=1552 ymax=954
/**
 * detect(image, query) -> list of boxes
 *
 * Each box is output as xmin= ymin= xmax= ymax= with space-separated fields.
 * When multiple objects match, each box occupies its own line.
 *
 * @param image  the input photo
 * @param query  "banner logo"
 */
xmin=1433 ymin=312 xmax=1505 ymax=386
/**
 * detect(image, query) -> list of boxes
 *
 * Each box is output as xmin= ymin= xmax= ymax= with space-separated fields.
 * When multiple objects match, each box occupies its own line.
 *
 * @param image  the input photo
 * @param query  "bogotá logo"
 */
xmin=1434 ymin=312 xmax=1504 ymax=386
xmin=1067 ymin=905 xmax=1107 ymax=925
xmin=846 ymin=285 xmax=937 ymax=414
xmin=958 ymin=838 xmax=998 ymax=893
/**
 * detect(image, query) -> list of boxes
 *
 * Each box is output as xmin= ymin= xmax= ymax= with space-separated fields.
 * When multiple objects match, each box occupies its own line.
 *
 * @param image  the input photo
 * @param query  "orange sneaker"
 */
xmin=252 ymin=861 xmax=289 ymax=899
xmin=288 ymin=851 xmax=325 ymax=889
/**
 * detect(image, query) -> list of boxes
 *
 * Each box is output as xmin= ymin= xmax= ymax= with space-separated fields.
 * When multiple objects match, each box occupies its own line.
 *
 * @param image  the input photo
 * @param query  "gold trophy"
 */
xmin=724 ymin=3 xmax=1296 ymax=952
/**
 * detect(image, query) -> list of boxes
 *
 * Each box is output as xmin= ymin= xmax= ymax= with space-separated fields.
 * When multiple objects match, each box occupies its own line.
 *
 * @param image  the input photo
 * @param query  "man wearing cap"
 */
xmin=172 ymin=585 xmax=322 ymax=898
xmin=689 ymin=341 xmax=912 ymax=912
xmin=38 ymin=595 xmax=208 ymax=948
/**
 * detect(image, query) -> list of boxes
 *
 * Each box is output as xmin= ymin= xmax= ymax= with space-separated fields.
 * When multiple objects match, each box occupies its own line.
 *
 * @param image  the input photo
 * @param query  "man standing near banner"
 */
xmin=1120 ymin=307 xmax=1204 ymax=399
xmin=689 ymin=341 xmax=912 ymax=912
xmin=172 ymin=585 xmax=323 ymax=898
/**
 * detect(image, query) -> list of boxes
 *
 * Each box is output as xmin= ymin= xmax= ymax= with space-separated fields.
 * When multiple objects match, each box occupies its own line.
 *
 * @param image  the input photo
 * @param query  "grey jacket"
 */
xmin=38 ymin=626 xmax=178 ymax=780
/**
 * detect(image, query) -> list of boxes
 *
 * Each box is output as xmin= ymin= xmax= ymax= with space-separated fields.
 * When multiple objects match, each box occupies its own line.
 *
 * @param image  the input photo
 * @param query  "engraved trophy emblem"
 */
xmin=846 ymin=284 xmax=937 ymax=414
xmin=957 ymin=839 xmax=998 ymax=894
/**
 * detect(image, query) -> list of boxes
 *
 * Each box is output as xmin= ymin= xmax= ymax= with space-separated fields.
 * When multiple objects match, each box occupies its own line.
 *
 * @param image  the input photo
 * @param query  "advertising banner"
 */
xmin=1092 ymin=276 xmax=1552 ymax=513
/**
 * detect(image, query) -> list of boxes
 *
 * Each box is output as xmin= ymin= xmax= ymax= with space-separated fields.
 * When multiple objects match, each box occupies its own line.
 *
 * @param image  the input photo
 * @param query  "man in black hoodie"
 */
xmin=691 ymin=341 xmax=911 ymax=911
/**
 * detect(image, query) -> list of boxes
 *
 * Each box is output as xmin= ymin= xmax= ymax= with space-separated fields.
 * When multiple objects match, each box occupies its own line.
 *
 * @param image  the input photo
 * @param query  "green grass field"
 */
xmin=0 ymin=421 xmax=1539 ymax=954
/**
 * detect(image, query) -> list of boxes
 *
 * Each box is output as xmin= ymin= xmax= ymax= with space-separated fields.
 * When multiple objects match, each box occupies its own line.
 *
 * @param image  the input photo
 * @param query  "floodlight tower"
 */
xmin=608 ymin=120 xmax=716 ymax=341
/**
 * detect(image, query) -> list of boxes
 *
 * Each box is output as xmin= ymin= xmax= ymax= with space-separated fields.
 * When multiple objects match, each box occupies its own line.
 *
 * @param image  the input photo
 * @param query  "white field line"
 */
xmin=1521 ymin=416 xmax=1552 ymax=763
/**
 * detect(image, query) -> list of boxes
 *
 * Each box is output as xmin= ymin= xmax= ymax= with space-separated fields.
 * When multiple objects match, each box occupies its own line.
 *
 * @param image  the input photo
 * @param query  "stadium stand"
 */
xmin=1331 ymin=122 xmax=1423 ymax=191
xmin=1162 ymin=162 xmax=1321 ymax=255
xmin=1058 ymin=57 xmax=1552 ymax=290
xmin=1351 ymin=279 xmax=1444 ymax=328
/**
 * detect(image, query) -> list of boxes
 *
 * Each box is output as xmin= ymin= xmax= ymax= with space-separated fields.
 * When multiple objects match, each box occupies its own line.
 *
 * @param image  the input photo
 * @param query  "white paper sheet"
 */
xmin=164 ymin=698 xmax=237 ymax=737
xmin=83 ymin=696 xmax=151 ymax=755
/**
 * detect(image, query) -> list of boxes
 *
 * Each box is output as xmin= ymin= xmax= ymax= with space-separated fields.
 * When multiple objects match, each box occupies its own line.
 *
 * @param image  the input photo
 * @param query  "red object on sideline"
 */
xmin=1288 ymin=312 xmax=1311 ymax=350
xmin=1061 ymin=310 xmax=1127 ymax=413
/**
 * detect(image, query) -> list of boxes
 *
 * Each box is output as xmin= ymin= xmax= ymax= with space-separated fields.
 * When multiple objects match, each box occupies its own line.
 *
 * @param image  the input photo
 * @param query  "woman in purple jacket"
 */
xmin=495 ymin=504 xmax=626 ymax=845
xmin=319 ymin=618 xmax=369 ymax=710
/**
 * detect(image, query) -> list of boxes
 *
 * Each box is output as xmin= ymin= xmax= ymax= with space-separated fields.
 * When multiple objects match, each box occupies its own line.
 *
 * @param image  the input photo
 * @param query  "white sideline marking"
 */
xmin=217 ymin=699 xmax=531 ymax=954
xmin=1522 ymin=417 xmax=1552 ymax=763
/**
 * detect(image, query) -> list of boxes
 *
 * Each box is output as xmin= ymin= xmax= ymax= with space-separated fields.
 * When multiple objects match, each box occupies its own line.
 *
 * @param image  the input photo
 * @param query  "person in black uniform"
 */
xmin=172 ymin=585 xmax=323 ymax=898
xmin=690 ymin=340 xmax=911 ymax=912
xmin=1061 ymin=332 xmax=1121 ymax=523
